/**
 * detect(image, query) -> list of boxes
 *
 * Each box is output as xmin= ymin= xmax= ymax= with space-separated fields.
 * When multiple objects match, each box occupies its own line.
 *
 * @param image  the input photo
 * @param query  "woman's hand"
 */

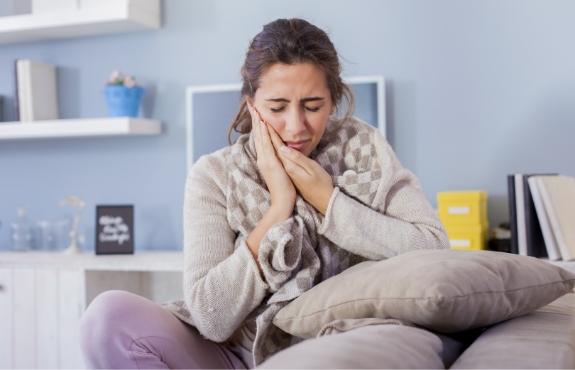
xmin=248 ymin=104 xmax=297 ymax=215
xmin=267 ymin=122 xmax=335 ymax=215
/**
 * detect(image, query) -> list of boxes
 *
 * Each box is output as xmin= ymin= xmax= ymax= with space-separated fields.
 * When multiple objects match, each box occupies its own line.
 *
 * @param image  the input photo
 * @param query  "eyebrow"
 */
xmin=265 ymin=97 xmax=325 ymax=103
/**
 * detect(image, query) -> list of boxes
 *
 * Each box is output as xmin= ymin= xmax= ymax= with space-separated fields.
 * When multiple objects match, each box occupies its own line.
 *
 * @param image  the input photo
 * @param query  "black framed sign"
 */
xmin=96 ymin=205 xmax=134 ymax=255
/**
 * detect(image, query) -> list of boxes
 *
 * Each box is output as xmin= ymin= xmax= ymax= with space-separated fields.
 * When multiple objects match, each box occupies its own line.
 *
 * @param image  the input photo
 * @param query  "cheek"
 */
xmin=260 ymin=114 xmax=285 ymax=134
xmin=308 ymin=115 xmax=329 ymax=136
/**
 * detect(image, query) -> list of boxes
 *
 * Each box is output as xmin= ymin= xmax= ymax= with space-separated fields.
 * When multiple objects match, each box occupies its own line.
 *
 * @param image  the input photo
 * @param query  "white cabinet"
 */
xmin=0 ymin=251 xmax=183 ymax=369
xmin=0 ymin=267 xmax=84 ymax=369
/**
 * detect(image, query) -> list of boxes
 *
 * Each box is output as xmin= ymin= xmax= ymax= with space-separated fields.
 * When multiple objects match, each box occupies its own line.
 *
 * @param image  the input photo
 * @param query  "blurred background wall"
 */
xmin=1 ymin=0 xmax=574 ymax=251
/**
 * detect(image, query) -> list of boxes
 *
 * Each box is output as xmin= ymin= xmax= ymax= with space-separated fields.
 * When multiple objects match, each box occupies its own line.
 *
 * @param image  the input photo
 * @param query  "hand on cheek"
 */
xmin=246 ymin=103 xmax=296 ymax=211
xmin=267 ymin=123 xmax=334 ymax=215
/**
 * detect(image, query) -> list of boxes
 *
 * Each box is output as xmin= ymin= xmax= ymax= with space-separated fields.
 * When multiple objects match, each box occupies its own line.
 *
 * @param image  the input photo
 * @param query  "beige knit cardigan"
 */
xmin=162 ymin=116 xmax=449 ymax=365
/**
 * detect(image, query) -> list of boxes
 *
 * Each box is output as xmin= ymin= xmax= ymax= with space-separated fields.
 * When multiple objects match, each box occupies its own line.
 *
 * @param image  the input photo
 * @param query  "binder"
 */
xmin=515 ymin=174 xmax=527 ymax=255
xmin=13 ymin=59 xmax=20 ymax=121
xmin=507 ymin=175 xmax=518 ymax=254
xmin=15 ymin=59 xmax=59 ymax=122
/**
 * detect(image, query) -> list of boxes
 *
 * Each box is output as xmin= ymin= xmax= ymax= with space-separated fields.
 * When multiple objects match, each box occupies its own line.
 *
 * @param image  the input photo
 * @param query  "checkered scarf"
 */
xmin=226 ymin=117 xmax=383 ymax=365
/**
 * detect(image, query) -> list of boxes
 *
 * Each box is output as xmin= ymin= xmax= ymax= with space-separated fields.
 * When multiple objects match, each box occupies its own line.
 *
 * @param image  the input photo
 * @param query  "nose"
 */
xmin=285 ymin=107 xmax=306 ymax=135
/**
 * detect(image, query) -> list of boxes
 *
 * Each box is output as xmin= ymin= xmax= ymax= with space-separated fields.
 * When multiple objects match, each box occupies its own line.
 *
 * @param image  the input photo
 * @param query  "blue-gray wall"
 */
xmin=1 ymin=0 xmax=575 ymax=251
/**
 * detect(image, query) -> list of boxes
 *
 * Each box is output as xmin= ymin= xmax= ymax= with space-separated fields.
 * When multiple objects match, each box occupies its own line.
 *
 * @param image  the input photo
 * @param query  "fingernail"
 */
xmin=281 ymin=145 xmax=291 ymax=154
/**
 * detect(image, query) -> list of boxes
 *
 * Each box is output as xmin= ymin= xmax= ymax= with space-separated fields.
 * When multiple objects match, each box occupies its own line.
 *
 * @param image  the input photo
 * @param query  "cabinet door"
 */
xmin=13 ymin=269 xmax=36 ymax=369
xmin=0 ymin=268 xmax=13 ymax=369
xmin=59 ymin=269 xmax=85 ymax=369
xmin=36 ymin=269 xmax=59 ymax=368
xmin=13 ymin=268 xmax=61 ymax=369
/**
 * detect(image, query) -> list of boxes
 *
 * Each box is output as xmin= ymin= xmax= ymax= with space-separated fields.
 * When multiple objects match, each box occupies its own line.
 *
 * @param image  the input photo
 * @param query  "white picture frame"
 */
xmin=185 ymin=75 xmax=385 ymax=171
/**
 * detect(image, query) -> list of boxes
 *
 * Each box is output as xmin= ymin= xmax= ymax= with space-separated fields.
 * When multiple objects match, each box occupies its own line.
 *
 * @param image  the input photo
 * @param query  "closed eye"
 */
xmin=305 ymin=106 xmax=320 ymax=112
xmin=270 ymin=106 xmax=321 ymax=113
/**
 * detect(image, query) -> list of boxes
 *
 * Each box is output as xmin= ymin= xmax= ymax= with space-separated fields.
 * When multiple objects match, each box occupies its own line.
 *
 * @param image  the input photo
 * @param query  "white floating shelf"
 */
xmin=0 ymin=117 xmax=162 ymax=140
xmin=0 ymin=0 xmax=160 ymax=45
xmin=0 ymin=251 xmax=183 ymax=271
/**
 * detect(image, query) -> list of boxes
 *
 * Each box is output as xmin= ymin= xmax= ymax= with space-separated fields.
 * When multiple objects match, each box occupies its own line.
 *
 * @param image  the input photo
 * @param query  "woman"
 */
xmin=81 ymin=18 xmax=449 ymax=369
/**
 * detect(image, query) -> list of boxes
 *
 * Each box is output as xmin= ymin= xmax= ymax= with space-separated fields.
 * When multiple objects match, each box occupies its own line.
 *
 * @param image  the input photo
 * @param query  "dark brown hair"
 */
xmin=228 ymin=18 xmax=354 ymax=144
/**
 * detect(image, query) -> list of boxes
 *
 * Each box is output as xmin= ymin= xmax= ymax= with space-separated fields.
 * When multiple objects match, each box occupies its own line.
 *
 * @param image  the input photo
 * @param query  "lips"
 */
xmin=284 ymin=140 xmax=309 ymax=151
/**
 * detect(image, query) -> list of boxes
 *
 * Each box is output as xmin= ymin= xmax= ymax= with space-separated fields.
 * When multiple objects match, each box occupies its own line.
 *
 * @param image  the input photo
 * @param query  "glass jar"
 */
xmin=10 ymin=207 xmax=34 ymax=251
xmin=36 ymin=218 xmax=71 ymax=251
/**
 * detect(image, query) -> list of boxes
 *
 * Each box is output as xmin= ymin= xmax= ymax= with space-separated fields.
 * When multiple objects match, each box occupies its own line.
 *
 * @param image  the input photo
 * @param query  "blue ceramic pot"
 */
xmin=103 ymin=85 xmax=144 ymax=118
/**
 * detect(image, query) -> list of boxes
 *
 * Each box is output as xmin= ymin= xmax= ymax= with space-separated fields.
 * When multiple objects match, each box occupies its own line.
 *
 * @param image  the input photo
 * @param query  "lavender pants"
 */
xmin=80 ymin=290 xmax=246 ymax=369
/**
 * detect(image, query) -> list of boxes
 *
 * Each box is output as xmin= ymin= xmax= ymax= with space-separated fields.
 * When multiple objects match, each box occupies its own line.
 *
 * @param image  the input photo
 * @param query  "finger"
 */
xmin=259 ymin=119 xmax=277 ymax=160
xmin=250 ymin=106 xmax=265 ymax=157
xmin=280 ymin=147 xmax=311 ymax=180
xmin=266 ymin=127 xmax=309 ymax=174
xmin=250 ymin=105 xmax=259 ymax=137
xmin=262 ymin=122 xmax=309 ymax=171
xmin=254 ymin=108 xmax=268 ymax=152
xmin=267 ymin=123 xmax=285 ymax=154
xmin=279 ymin=145 xmax=317 ymax=175
xmin=268 ymin=131 xmax=310 ymax=177
xmin=267 ymin=123 xmax=294 ymax=171
xmin=265 ymin=123 xmax=301 ymax=174
xmin=264 ymin=122 xmax=295 ymax=165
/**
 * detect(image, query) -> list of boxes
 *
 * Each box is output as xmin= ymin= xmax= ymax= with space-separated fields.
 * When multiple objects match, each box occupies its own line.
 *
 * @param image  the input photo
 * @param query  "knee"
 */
xmin=81 ymin=290 xmax=139 ymax=335
xmin=80 ymin=290 xmax=141 ymax=362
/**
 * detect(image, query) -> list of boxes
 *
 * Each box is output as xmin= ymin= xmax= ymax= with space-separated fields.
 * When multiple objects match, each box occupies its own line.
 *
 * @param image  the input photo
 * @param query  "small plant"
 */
xmin=106 ymin=70 xmax=138 ymax=88
xmin=103 ymin=70 xmax=145 ymax=117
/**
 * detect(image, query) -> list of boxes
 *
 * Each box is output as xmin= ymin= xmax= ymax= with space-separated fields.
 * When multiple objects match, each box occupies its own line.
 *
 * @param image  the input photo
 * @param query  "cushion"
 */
xmin=450 ymin=293 xmax=575 ymax=369
xmin=260 ymin=323 xmax=447 ymax=369
xmin=273 ymin=249 xmax=575 ymax=339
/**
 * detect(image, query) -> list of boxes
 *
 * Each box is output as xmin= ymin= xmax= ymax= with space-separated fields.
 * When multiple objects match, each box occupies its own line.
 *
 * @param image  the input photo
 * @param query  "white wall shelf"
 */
xmin=0 ymin=250 xmax=182 ymax=271
xmin=0 ymin=0 xmax=161 ymax=45
xmin=0 ymin=117 xmax=162 ymax=140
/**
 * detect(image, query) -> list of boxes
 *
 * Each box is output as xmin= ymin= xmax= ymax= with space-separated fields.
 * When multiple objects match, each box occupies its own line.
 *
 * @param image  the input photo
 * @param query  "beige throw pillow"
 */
xmin=273 ymin=249 xmax=575 ymax=339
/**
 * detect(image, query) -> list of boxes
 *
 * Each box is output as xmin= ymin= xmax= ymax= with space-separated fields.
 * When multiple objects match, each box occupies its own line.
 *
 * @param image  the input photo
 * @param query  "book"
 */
xmin=515 ymin=174 xmax=528 ymax=255
xmin=17 ymin=60 xmax=29 ymax=121
xmin=523 ymin=174 xmax=557 ymax=258
xmin=13 ymin=59 xmax=20 ymax=121
xmin=507 ymin=175 xmax=519 ymax=254
xmin=537 ymin=176 xmax=575 ymax=261
xmin=16 ymin=59 xmax=59 ymax=122
xmin=528 ymin=176 xmax=561 ymax=261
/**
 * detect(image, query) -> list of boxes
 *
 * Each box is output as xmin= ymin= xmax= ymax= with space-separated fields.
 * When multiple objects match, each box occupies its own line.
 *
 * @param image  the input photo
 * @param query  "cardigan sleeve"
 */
xmin=317 ymin=131 xmax=450 ymax=260
xmin=181 ymin=154 xmax=269 ymax=343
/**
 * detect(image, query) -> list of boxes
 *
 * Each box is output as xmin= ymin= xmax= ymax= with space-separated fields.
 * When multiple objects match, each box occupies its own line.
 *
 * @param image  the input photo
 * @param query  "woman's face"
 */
xmin=250 ymin=63 xmax=335 ymax=157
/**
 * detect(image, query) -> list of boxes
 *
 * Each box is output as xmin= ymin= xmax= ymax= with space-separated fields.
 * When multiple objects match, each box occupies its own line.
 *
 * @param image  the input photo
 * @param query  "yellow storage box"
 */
xmin=437 ymin=191 xmax=488 ymax=225
xmin=444 ymin=222 xmax=489 ymax=251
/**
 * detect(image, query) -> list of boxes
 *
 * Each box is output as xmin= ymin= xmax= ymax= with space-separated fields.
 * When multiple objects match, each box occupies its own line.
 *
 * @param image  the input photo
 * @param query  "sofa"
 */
xmin=259 ymin=250 xmax=575 ymax=369
xmin=260 ymin=292 xmax=575 ymax=368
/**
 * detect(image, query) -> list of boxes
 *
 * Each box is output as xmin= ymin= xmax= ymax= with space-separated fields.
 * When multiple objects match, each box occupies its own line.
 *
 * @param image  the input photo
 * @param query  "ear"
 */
xmin=246 ymin=96 xmax=253 ymax=108
xmin=330 ymin=104 xmax=336 ymax=115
